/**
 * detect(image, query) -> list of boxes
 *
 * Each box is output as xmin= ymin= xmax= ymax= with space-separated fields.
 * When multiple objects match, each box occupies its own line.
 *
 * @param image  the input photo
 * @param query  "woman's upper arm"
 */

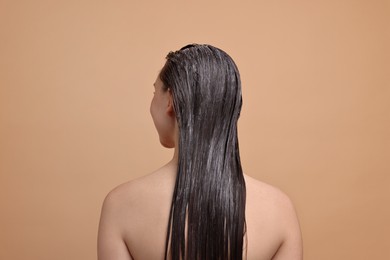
xmin=98 ymin=191 xmax=133 ymax=260
xmin=272 ymin=195 xmax=303 ymax=260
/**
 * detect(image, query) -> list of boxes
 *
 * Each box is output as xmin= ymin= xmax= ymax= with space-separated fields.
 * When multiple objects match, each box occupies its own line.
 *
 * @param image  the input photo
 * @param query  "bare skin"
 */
xmin=97 ymin=77 xmax=303 ymax=260
xmin=98 ymin=156 xmax=302 ymax=260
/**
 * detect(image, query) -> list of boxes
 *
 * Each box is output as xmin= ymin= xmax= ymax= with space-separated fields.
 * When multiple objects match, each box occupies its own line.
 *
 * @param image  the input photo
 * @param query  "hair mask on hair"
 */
xmin=160 ymin=44 xmax=246 ymax=260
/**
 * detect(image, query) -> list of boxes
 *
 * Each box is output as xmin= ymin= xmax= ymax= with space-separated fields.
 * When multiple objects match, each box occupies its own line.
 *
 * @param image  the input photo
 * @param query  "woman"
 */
xmin=98 ymin=44 xmax=302 ymax=260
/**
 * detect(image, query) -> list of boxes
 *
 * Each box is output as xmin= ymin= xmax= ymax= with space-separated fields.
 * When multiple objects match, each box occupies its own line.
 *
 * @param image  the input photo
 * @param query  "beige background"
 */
xmin=1 ymin=0 xmax=389 ymax=259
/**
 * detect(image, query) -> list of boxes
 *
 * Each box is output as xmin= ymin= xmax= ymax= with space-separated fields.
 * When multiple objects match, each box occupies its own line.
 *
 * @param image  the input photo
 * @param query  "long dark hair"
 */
xmin=159 ymin=44 xmax=246 ymax=260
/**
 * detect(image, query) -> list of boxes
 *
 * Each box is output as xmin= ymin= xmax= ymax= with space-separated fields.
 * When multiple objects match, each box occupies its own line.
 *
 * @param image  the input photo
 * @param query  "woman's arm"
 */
xmin=98 ymin=191 xmax=133 ymax=260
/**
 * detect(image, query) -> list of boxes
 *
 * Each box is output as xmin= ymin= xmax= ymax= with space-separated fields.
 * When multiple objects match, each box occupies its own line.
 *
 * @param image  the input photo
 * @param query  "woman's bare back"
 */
xmin=98 ymin=160 xmax=302 ymax=260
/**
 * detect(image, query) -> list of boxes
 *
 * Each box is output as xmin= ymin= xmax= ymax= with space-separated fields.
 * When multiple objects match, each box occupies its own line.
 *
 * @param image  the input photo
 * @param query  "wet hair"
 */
xmin=159 ymin=44 xmax=246 ymax=260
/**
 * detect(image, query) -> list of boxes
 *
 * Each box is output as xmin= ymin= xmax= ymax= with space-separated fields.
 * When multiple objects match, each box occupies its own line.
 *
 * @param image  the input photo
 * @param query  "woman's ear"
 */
xmin=166 ymin=88 xmax=175 ymax=116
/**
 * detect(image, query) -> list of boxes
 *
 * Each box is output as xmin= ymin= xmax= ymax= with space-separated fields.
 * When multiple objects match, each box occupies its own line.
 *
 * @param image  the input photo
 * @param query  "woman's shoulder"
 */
xmin=103 ymin=164 xmax=176 ymax=211
xmin=244 ymin=173 xmax=299 ymax=228
xmin=99 ymin=166 xmax=176 ymax=259
xmin=244 ymin=174 xmax=294 ymax=208
xmin=244 ymin=174 xmax=302 ymax=259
